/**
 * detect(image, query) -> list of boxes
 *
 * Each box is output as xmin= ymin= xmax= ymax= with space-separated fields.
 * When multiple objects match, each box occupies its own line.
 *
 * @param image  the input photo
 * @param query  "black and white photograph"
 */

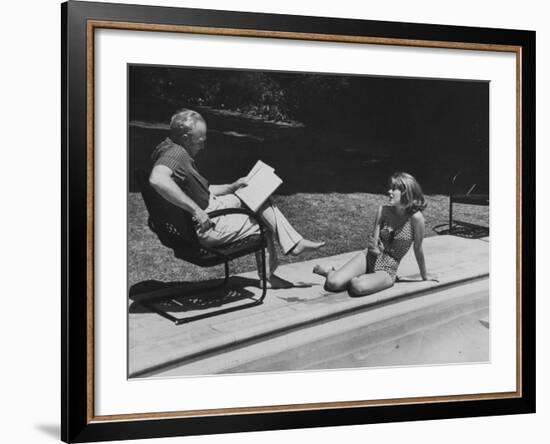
xmin=1 ymin=0 xmax=544 ymax=442
xmin=127 ymin=64 xmax=490 ymax=378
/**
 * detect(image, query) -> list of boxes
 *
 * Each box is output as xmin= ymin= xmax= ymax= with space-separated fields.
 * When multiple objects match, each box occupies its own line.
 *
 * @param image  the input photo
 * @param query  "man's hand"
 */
xmin=232 ymin=177 xmax=248 ymax=191
xmin=193 ymin=209 xmax=214 ymax=232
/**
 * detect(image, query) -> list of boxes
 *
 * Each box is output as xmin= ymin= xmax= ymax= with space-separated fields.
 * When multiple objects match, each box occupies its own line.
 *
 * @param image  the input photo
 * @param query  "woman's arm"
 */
xmin=367 ymin=206 xmax=384 ymax=254
xmin=411 ymin=211 xmax=429 ymax=280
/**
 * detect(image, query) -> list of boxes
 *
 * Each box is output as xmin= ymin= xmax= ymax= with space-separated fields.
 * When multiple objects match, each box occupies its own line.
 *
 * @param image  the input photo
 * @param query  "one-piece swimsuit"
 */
xmin=366 ymin=215 xmax=414 ymax=282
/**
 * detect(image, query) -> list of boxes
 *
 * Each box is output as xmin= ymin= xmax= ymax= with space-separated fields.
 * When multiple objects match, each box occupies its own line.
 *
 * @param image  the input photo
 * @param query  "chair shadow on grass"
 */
xmin=129 ymin=276 xmax=264 ymax=324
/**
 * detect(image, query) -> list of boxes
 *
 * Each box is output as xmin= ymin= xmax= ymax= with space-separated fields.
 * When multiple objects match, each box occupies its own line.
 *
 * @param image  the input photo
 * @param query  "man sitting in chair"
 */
xmin=149 ymin=109 xmax=325 ymax=288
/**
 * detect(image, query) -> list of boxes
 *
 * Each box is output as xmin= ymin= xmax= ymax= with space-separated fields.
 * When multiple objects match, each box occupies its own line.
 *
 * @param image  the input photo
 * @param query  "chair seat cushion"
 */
xmin=174 ymin=234 xmax=265 ymax=267
xmin=452 ymin=193 xmax=489 ymax=205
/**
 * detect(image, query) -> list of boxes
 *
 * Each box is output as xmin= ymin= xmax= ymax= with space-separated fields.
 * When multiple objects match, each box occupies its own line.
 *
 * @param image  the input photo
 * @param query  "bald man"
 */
xmin=149 ymin=109 xmax=324 ymax=286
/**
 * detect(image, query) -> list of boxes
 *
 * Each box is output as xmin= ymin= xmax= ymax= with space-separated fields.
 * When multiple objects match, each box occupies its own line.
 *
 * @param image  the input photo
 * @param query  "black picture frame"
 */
xmin=62 ymin=1 xmax=536 ymax=442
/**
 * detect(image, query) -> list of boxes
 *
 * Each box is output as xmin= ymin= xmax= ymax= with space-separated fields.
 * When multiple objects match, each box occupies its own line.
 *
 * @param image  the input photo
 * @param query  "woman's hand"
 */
xmin=422 ymin=274 xmax=439 ymax=283
xmin=367 ymin=235 xmax=382 ymax=255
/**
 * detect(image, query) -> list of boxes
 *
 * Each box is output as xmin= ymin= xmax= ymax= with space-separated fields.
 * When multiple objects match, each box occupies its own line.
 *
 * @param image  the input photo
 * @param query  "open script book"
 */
xmin=235 ymin=160 xmax=283 ymax=212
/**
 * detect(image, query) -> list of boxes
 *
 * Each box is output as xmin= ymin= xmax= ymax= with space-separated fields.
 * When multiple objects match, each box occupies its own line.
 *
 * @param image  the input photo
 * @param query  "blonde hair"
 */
xmin=169 ymin=109 xmax=205 ymax=144
xmin=390 ymin=172 xmax=427 ymax=214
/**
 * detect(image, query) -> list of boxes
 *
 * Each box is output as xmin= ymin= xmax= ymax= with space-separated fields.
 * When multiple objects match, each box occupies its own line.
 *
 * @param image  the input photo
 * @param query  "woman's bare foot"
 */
xmin=312 ymin=263 xmax=335 ymax=277
xmin=289 ymin=239 xmax=325 ymax=256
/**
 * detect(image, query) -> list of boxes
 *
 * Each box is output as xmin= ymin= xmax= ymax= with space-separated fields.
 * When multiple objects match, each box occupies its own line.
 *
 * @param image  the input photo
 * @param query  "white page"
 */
xmin=237 ymin=170 xmax=282 ymax=211
xmin=245 ymin=160 xmax=273 ymax=183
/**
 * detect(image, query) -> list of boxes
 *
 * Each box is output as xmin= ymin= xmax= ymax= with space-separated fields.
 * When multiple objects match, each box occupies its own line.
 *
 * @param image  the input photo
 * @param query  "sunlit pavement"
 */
xmin=158 ymin=279 xmax=488 ymax=376
xmin=129 ymin=235 xmax=489 ymax=378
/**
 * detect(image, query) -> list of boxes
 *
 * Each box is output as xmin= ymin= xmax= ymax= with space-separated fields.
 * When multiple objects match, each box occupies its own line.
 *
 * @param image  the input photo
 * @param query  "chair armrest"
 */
xmin=450 ymin=170 xmax=463 ymax=197
xmin=207 ymin=208 xmax=267 ymax=234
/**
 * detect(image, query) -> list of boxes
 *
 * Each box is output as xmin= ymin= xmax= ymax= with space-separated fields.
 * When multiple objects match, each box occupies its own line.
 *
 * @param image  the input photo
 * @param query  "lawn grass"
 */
xmin=128 ymin=192 xmax=488 ymax=288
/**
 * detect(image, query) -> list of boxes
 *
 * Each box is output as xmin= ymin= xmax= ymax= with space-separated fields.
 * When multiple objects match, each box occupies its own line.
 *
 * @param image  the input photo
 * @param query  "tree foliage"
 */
xmin=129 ymin=65 xmax=488 ymax=185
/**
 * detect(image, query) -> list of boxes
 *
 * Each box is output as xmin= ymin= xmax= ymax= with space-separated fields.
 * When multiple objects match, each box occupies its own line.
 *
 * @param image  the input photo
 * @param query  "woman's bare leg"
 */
xmin=312 ymin=263 xmax=335 ymax=276
xmin=348 ymin=271 xmax=393 ymax=297
xmin=321 ymin=252 xmax=367 ymax=292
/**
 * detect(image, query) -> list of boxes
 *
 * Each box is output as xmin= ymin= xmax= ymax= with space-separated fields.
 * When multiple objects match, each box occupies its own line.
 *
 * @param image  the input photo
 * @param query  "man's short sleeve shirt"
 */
xmin=151 ymin=138 xmax=210 ymax=210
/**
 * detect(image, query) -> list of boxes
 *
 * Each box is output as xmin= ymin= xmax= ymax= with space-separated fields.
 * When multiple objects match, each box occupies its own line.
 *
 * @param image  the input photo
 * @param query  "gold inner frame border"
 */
xmin=85 ymin=19 xmax=523 ymax=423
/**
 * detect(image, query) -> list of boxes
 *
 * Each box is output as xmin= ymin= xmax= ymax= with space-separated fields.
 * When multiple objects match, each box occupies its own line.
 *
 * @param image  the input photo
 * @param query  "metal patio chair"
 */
xmin=133 ymin=169 xmax=268 ymax=324
xmin=448 ymin=169 xmax=489 ymax=237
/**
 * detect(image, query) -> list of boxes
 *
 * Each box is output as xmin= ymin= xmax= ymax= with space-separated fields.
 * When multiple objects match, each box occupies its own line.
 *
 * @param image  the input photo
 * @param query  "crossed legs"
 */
xmin=256 ymin=198 xmax=325 ymax=256
xmin=199 ymin=195 xmax=324 ymax=287
xmin=253 ymin=198 xmax=324 ymax=286
xmin=256 ymin=199 xmax=303 ymax=255
xmin=314 ymin=252 xmax=393 ymax=296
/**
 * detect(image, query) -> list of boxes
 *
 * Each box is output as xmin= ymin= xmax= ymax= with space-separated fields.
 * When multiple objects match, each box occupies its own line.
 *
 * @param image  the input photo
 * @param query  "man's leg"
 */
xmin=197 ymin=194 xmax=260 ymax=247
xmin=254 ymin=232 xmax=279 ymax=277
xmin=256 ymin=200 xmax=302 ymax=254
xmin=199 ymin=195 xmax=322 ymax=273
xmin=265 ymin=232 xmax=279 ymax=275
xmin=257 ymin=198 xmax=324 ymax=255
xmin=254 ymin=230 xmax=281 ymax=278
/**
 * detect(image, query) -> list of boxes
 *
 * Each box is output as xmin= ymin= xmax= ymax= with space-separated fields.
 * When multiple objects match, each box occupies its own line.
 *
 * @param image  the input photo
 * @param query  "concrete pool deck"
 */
xmin=129 ymin=235 xmax=489 ymax=377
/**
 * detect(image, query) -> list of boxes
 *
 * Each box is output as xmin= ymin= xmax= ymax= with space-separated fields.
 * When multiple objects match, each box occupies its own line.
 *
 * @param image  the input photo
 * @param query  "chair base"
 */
xmin=449 ymin=220 xmax=489 ymax=238
xmin=133 ymin=249 xmax=268 ymax=325
xmin=449 ymin=190 xmax=489 ymax=239
xmin=434 ymin=220 xmax=489 ymax=239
